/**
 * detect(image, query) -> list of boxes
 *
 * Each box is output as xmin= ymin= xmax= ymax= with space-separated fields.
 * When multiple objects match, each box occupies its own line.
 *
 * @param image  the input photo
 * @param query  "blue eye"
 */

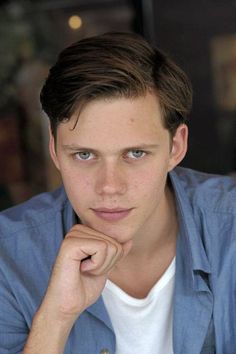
xmin=75 ymin=151 xmax=93 ymax=160
xmin=127 ymin=150 xmax=146 ymax=159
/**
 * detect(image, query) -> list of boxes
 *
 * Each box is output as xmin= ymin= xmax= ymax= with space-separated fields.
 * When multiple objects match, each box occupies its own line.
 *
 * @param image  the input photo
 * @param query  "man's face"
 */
xmin=50 ymin=93 xmax=187 ymax=243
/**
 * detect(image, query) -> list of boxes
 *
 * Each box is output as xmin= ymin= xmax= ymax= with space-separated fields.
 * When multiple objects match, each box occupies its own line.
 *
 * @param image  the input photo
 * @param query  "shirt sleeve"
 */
xmin=0 ymin=268 xmax=28 ymax=354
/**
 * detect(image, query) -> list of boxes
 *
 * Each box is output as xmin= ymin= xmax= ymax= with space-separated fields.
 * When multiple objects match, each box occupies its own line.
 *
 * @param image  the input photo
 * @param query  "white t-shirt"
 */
xmin=102 ymin=258 xmax=175 ymax=354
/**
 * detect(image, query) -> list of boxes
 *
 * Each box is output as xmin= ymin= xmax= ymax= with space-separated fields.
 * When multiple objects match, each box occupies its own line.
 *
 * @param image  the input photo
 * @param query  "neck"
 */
xmin=130 ymin=182 xmax=178 ymax=260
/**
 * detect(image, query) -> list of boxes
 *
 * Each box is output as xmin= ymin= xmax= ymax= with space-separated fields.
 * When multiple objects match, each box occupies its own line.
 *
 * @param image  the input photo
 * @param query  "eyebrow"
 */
xmin=62 ymin=143 xmax=160 ymax=153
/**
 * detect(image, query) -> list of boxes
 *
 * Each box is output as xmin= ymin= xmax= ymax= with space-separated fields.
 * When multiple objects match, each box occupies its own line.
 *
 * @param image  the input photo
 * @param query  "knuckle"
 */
xmin=73 ymin=224 xmax=84 ymax=231
xmin=99 ymin=240 xmax=108 ymax=252
xmin=60 ymin=238 xmax=73 ymax=256
xmin=111 ymin=243 xmax=119 ymax=255
xmin=61 ymin=237 xmax=72 ymax=249
xmin=112 ymin=241 xmax=122 ymax=255
xmin=69 ymin=224 xmax=82 ymax=234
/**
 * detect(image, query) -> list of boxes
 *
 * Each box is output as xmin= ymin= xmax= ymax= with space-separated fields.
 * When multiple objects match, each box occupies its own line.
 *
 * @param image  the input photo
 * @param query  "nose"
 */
xmin=95 ymin=160 xmax=127 ymax=196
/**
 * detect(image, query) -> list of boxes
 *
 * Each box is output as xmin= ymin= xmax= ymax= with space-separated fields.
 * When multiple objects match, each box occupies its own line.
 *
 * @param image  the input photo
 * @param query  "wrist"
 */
xmin=35 ymin=299 xmax=79 ymax=331
xmin=23 ymin=306 xmax=75 ymax=354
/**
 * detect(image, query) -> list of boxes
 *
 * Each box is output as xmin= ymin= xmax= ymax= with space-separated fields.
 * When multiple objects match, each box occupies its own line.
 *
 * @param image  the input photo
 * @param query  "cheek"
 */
xmin=128 ymin=174 xmax=159 ymax=205
xmin=60 ymin=168 xmax=93 ymax=202
xmin=131 ymin=168 xmax=167 ymax=201
xmin=60 ymin=163 xmax=91 ymax=186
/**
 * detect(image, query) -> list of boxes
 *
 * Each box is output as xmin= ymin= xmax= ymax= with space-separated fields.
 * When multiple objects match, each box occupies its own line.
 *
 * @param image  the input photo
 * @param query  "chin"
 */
xmin=91 ymin=221 xmax=134 ymax=243
xmin=77 ymin=210 xmax=136 ymax=242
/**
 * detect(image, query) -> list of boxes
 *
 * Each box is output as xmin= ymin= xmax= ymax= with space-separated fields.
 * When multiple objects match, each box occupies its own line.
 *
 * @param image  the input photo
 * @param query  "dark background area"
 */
xmin=151 ymin=0 xmax=236 ymax=174
xmin=0 ymin=0 xmax=236 ymax=210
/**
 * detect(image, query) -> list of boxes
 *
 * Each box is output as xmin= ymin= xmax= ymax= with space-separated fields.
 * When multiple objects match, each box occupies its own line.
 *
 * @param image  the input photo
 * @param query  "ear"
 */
xmin=48 ymin=126 xmax=60 ymax=170
xmin=168 ymin=124 xmax=188 ymax=171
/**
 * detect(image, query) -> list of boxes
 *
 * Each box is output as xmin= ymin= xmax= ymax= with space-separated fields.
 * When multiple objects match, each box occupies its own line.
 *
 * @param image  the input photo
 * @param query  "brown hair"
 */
xmin=40 ymin=32 xmax=192 ymax=137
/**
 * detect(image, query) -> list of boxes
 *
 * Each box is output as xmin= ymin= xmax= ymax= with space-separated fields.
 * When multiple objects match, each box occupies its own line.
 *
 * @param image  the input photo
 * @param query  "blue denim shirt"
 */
xmin=0 ymin=167 xmax=235 ymax=354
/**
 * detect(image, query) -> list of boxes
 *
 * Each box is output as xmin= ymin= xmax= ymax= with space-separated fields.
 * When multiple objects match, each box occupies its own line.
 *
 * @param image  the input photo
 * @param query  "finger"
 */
xmin=102 ymin=239 xmax=133 ymax=273
xmin=68 ymin=227 xmax=122 ymax=269
xmin=66 ymin=225 xmax=133 ymax=275
xmin=81 ymin=241 xmax=118 ymax=275
xmin=63 ymin=229 xmax=120 ymax=275
xmin=79 ymin=240 xmax=108 ymax=272
xmin=86 ymin=240 xmax=124 ymax=276
xmin=59 ymin=236 xmax=107 ymax=267
xmin=95 ymin=241 xmax=121 ymax=274
xmin=75 ymin=224 xmax=133 ymax=259
xmin=68 ymin=224 xmax=121 ymax=248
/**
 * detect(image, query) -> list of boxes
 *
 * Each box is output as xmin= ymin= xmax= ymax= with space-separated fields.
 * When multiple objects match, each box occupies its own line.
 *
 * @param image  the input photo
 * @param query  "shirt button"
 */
xmin=100 ymin=349 xmax=110 ymax=354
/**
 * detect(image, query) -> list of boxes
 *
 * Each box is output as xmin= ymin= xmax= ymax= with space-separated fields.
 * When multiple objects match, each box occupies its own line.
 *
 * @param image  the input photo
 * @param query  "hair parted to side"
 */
xmin=40 ymin=32 xmax=192 ymax=137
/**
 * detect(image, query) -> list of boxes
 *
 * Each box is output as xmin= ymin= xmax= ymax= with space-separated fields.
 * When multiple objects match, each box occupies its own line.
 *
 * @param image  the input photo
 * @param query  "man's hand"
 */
xmin=39 ymin=224 xmax=132 ymax=324
xmin=23 ymin=224 xmax=132 ymax=354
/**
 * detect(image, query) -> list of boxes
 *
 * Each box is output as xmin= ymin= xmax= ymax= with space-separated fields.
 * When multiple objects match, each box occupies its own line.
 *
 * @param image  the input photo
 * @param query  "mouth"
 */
xmin=91 ymin=208 xmax=133 ymax=222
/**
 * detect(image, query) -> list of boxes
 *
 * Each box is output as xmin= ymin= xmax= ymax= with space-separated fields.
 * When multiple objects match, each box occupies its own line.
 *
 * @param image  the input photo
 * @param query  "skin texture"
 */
xmin=23 ymin=92 xmax=188 ymax=353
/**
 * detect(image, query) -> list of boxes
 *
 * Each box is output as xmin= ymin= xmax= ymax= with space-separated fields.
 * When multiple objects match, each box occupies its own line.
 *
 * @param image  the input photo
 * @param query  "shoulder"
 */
xmin=0 ymin=187 xmax=70 ymax=333
xmin=172 ymin=167 xmax=236 ymax=270
xmin=171 ymin=166 xmax=236 ymax=214
xmin=0 ymin=186 xmax=68 ymax=239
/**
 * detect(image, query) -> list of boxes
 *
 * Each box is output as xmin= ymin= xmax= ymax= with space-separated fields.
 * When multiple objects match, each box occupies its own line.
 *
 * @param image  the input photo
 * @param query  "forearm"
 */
xmin=23 ymin=307 xmax=74 ymax=354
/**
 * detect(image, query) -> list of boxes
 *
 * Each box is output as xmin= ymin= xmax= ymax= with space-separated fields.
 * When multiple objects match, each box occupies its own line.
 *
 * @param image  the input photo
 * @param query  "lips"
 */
xmin=91 ymin=208 xmax=133 ymax=222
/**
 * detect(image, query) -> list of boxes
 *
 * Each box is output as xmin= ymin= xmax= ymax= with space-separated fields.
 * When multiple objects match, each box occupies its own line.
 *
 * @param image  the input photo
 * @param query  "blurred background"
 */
xmin=0 ymin=0 xmax=236 ymax=210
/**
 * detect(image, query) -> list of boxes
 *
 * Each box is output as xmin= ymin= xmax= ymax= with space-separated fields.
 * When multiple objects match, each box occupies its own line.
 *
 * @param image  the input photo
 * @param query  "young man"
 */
xmin=0 ymin=32 xmax=235 ymax=354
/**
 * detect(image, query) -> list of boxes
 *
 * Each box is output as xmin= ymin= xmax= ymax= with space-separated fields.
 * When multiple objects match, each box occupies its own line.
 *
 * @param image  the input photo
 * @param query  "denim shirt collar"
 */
xmin=169 ymin=168 xmax=211 ymax=275
xmin=169 ymin=168 xmax=213 ymax=354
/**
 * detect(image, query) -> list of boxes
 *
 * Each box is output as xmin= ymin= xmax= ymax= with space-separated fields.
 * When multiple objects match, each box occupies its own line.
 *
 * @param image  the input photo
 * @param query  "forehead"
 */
xmin=56 ymin=93 xmax=169 ymax=147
